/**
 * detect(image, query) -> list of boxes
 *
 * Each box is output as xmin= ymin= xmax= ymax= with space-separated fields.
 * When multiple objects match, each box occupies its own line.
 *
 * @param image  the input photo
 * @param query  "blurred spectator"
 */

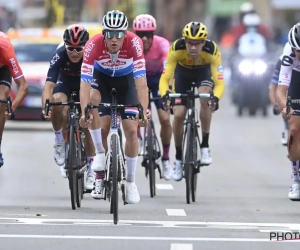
xmin=220 ymin=2 xmax=271 ymax=49
xmin=0 ymin=6 xmax=17 ymax=32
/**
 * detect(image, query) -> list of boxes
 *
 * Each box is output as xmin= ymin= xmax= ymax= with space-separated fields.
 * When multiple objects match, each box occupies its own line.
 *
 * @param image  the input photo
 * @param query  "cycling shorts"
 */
xmin=147 ymin=73 xmax=162 ymax=109
xmin=91 ymin=69 xmax=139 ymax=120
xmin=172 ymin=64 xmax=214 ymax=106
xmin=0 ymin=66 xmax=12 ymax=89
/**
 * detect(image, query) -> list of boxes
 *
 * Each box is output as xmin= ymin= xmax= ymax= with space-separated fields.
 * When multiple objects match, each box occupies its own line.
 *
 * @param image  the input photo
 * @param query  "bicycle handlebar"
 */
xmin=45 ymin=99 xmax=81 ymax=116
xmin=84 ymin=103 xmax=144 ymax=123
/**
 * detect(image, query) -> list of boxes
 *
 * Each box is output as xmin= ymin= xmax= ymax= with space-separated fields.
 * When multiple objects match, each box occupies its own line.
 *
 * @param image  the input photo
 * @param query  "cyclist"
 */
xmin=0 ymin=31 xmax=28 ymax=167
xmin=41 ymin=24 xmax=95 ymax=191
xmin=277 ymin=22 xmax=300 ymax=201
xmin=79 ymin=10 xmax=148 ymax=203
xmin=159 ymin=22 xmax=225 ymax=181
xmin=269 ymin=51 xmax=289 ymax=146
xmin=132 ymin=14 xmax=173 ymax=180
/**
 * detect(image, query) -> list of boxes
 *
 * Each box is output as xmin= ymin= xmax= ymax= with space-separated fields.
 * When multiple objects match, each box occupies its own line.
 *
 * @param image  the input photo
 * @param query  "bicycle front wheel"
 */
xmin=111 ymin=134 xmax=119 ymax=225
xmin=184 ymin=123 xmax=193 ymax=204
xmin=68 ymin=126 xmax=77 ymax=210
xmin=147 ymin=120 xmax=156 ymax=198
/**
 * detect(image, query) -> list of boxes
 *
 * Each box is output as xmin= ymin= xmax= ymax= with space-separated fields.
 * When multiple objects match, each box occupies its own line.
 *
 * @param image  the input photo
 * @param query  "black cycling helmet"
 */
xmin=63 ymin=24 xmax=89 ymax=46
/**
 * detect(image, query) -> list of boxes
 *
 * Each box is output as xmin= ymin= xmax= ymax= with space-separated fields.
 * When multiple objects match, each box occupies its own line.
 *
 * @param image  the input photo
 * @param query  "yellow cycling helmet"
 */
xmin=182 ymin=22 xmax=208 ymax=40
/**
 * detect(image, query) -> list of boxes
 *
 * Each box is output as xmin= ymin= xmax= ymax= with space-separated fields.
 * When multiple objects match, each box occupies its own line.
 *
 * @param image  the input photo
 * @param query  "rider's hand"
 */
xmin=80 ymin=114 xmax=93 ymax=128
xmin=273 ymin=104 xmax=281 ymax=115
xmin=5 ymin=110 xmax=15 ymax=120
xmin=162 ymin=93 xmax=171 ymax=111
xmin=146 ymin=109 xmax=151 ymax=119
xmin=137 ymin=112 xmax=148 ymax=127
xmin=282 ymin=107 xmax=293 ymax=120
xmin=41 ymin=109 xmax=52 ymax=121
xmin=208 ymin=96 xmax=219 ymax=111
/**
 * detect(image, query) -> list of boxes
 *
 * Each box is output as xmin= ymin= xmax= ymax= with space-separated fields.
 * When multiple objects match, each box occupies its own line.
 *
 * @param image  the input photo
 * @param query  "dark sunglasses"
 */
xmin=185 ymin=40 xmax=205 ymax=46
xmin=103 ymin=30 xmax=125 ymax=39
xmin=135 ymin=32 xmax=154 ymax=39
xmin=66 ymin=46 xmax=84 ymax=53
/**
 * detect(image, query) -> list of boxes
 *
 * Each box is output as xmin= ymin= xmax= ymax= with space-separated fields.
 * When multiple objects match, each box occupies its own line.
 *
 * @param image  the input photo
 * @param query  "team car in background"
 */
xmin=6 ymin=28 xmax=63 ymax=120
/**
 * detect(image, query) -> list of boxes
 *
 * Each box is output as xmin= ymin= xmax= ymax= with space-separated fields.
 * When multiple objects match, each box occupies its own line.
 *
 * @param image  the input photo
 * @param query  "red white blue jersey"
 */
xmin=80 ymin=31 xmax=146 ymax=84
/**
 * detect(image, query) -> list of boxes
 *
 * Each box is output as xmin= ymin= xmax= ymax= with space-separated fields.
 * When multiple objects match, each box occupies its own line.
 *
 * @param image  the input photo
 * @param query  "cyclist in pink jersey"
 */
xmin=133 ymin=14 xmax=173 ymax=180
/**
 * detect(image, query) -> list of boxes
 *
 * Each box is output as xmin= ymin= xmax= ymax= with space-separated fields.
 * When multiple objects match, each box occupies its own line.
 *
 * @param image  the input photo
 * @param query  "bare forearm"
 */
xmin=13 ymin=77 xmax=28 ymax=109
xmin=136 ymin=78 xmax=148 ymax=112
xmin=42 ymin=81 xmax=55 ymax=107
xmin=80 ymin=81 xmax=91 ymax=112
xmin=269 ymin=84 xmax=277 ymax=106
xmin=276 ymin=85 xmax=288 ymax=110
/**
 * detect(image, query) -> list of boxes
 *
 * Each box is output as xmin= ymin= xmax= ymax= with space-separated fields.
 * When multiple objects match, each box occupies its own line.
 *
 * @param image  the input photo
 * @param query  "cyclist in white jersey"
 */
xmin=277 ymin=22 xmax=300 ymax=201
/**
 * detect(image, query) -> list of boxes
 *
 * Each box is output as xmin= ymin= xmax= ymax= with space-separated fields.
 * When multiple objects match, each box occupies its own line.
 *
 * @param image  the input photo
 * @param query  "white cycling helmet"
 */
xmin=101 ymin=10 xmax=128 ymax=31
xmin=288 ymin=22 xmax=300 ymax=50
xmin=243 ymin=13 xmax=261 ymax=27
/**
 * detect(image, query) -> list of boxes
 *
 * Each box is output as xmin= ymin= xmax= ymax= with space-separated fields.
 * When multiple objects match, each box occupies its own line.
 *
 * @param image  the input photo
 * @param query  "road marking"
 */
xmin=170 ymin=243 xmax=193 ymax=250
xmin=1 ymin=217 xmax=300 ymax=231
xmin=156 ymin=184 xmax=174 ymax=190
xmin=166 ymin=209 xmax=186 ymax=216
xmin=0 ymin=234 xmax=277 ymax=242
xmin=5 ymin=214 xmax=48 ymax=217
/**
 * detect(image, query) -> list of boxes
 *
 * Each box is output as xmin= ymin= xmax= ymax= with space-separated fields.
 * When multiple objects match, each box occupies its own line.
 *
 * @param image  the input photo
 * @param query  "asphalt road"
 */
xmin=0 ymin=92 xmax=299 ymax=250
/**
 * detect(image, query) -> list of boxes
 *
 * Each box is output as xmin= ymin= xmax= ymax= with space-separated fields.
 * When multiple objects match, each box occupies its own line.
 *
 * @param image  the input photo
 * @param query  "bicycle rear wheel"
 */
xmin=147 ymin=120 xmax=156 ymax=198
xmin=184 ymin=123 xmax=193 ymax=204
xmin=68 ymin=126 xmax=77 ymax=210
xmin=111 ymin=134 xmax=119 ymax=224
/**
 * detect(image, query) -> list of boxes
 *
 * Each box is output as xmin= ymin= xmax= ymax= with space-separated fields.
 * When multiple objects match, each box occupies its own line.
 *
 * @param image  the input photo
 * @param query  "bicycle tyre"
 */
xmin=68 ymin=126 xmax=77 ymax=210
xmin=147 ymin=120 xmax=155 ymax=198
xmin=111 ymin=134 xmax=119 ymax=224
xmin=191 ymin=128 xmax=198 ymax=202
xmin=184 ymin=123 xmax=193 ymax=204
xmin=76 ymin=134 xmax=84 ymax=208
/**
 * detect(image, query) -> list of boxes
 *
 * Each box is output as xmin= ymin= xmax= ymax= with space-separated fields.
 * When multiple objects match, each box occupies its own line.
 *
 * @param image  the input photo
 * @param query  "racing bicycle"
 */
xmin=45 ymin=92 xmax=87 ymax=210
xmin=140 ymin=93 xmax=162 ymax=198
xmin=85 ymin=88 xmax=144 ymax=225
xmin=166 ymin=86 xmax=213 ymax=204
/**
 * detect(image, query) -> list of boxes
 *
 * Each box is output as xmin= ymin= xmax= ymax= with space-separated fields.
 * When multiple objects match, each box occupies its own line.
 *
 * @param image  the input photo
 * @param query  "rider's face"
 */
xmin=65 ymin=45 xmax=84 ymax=62
xmin=294 ymin=49 xmax=300 ymax=60
xmin=103 ymin=30 xmax=126 ymax=54
xmin=185 ymin=39 xmax=206 ymax=58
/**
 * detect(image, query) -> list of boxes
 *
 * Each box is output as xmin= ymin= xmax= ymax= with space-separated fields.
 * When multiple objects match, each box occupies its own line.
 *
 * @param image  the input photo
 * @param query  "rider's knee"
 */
xmin=124 ymin=124 xmax=138 ymax=142
xmin=200 ymin=98 xmax=209 ymax=108
xmin=173 ymin=108 xmax=185 ymax=123
xmin=160 ymin=114 xmax=171 ymax=127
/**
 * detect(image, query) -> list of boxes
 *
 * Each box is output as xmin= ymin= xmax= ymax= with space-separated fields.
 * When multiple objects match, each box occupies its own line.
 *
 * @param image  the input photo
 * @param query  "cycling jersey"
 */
xmin=159 ymin=38 xmax=225 ymax=99
xmin=0 ymin=31 xmax=23 ymax=80
xmin=80 ymin=31 xmax=146 ymax=84
xmin=46 ymin=45 xmax=82 ymax=84
xmin=144 ymin=35 xmax=169 ymax=75
xmin=278 ymin=43 xmax=300 ymax=87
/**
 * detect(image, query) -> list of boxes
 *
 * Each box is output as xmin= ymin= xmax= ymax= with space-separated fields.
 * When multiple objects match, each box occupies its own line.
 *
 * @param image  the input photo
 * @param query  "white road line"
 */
xmin=170 ymin=243 xmax=193 ymax=250
xmin=166 ymin=209 xmax=186 ymax=216
xmin=0 ymin=234 xmax=278 ymax=242
xmin=156 ymin=184 xmax=174 ymax=190
xmin=5 ymin=214 xmax=48 ymax=217
xmin=2 ymin=218 xmax=300 ymax=231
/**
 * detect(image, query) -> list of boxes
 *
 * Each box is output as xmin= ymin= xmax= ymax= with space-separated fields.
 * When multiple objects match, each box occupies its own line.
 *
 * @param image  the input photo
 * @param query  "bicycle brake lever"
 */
xmin=45 ymin=99 xmax=50 ymax=116
xmin=84 ymin=105 xmax=91 ymax=123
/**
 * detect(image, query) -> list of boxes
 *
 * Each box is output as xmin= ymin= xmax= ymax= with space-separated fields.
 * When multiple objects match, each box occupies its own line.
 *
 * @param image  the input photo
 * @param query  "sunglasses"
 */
xmin=66 ymin=46 xmax=84 ymax=53
xmin=135 ymin=32 xmax=154 ymax=39
xmin=186 ymin=40 xmax=205 ymax=46
xmin=103 ymin=30 xmax=125 ymax=39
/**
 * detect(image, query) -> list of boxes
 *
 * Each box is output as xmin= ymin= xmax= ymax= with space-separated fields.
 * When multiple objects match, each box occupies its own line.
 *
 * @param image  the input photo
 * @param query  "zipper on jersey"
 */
xmin=108 ymin=51 xmax=120 ymax=77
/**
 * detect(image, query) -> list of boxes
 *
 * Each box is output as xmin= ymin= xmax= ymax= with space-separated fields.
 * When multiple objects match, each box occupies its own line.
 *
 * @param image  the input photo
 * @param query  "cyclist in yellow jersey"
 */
xmin=159 ymin=22 xmax=225 ymax=181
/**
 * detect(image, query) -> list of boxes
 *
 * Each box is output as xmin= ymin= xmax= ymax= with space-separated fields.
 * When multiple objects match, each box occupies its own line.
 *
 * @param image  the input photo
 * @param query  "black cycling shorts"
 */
xmin=0 ymin=66 xmax=12 ymax=89
xmin=53 ymin=74 xmax=80 ymax=111
xmin=91 ymin=70 xmax=139 ymax=120
xmin=172 ymin=64 xmax=214 ymax=106
xmin=288 ymin=70 xmax=300 ymax=111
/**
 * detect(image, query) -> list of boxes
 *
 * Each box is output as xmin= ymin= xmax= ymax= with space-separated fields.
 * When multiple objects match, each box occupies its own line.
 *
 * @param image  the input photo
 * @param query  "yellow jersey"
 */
xmin=159 ymin=38 xmax=225 ymax=99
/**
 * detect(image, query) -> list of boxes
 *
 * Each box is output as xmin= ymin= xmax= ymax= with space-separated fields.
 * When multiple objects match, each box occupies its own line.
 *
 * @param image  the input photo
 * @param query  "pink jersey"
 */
xmin=144 ymin=35 xmax=170 ymax=76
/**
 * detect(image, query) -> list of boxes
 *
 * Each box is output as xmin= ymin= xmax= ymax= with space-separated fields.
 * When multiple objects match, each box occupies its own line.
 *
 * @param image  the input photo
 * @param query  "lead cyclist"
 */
xmin=132 ymin=14 xmax=173 ymax=180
